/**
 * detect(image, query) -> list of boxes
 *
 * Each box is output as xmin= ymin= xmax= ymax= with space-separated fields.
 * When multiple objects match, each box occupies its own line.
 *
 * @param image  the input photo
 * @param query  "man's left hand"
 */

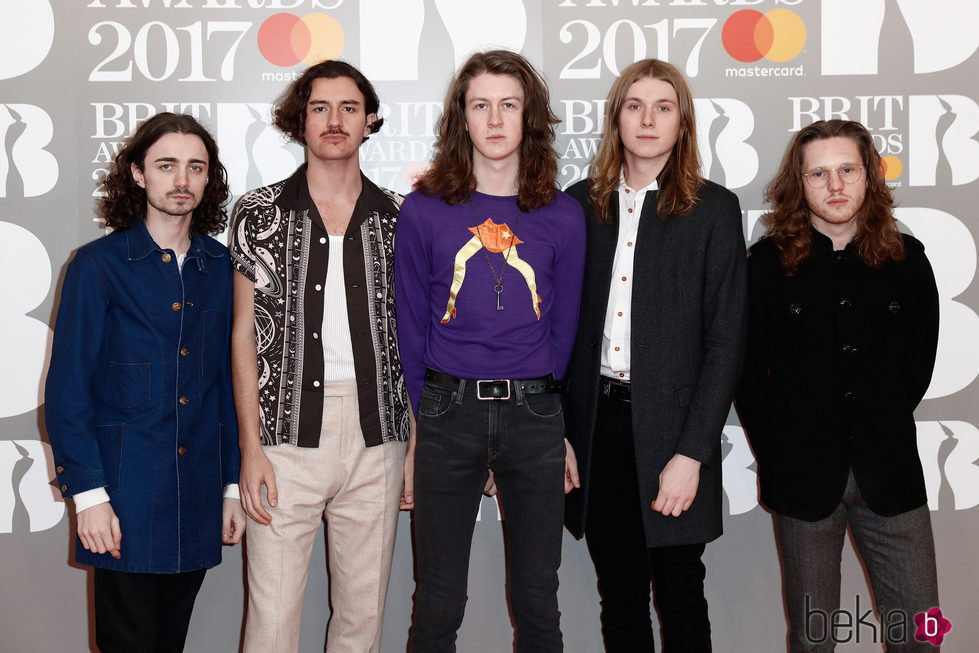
xmin=651 ymin=453 xmax=701 ymax=517
xmin=222 ymin=497 xmax=246 ymax=544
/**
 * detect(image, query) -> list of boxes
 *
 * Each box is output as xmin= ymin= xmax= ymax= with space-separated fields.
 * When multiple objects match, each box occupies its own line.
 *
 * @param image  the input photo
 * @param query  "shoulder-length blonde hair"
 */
xmin=588 ymin=59 xmax=702 ymax=223
xmin=763 ymin=119 xmax=904 ymax=273
xmin=414 ymin=50 xmax=560 ymax=211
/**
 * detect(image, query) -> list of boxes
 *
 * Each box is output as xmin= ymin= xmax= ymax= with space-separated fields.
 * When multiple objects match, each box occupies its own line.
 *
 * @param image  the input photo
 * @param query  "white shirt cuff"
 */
xmin=223 ymin=483 xmax=240 ymax=500
xmin=73 ymin=487 xmax=111 ymax=513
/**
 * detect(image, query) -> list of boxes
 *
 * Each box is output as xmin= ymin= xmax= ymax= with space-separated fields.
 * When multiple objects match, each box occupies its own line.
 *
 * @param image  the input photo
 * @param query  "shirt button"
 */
xmin=889 ymin=301 xmax=901 ymax=313
xmin=628 ymin=208 xmax=633 ymax=213
xmin=178 ymin=446 xmax=186 ymax=456
xmin=788 ymin=303 xmax=802 ymax=316
xmin=56 ymin=465 xmax=64 ymax=474
xmin=839 ymin=297 xmax=853 ymax=308
xmin=161 ymin=253 xmax=172 ymax=263
xmin=312 ymin=332 xmax=319 ymax=339
xmin=842 ymin=344 xmax=856 ymax=355
xmin=315 ymin=284 xmax=322 ymax=291
xmin=319 ymin=237 xmax=327 ymax=244
xmin=617 ymin=312 xmax=623 ymax=317
xmin=179 ymin=347 xmax=189 ymax=357
xmin=625 ymin=188 xmax=631 ymax=193
xmin=313 ymin=380 xmax=321 ymax=387
xmin=171 ymin=302 xmax=182 ymax=312
xmin=621 ymin=276 xmax=627 ymax=281
xmin=179 ymin=396 xmax=190 ymax=406
xmin=61 ymin=484 xmax=68 ymax=492
xmin=618 ymin=372 xmax=625 ymax=378
xmin=627 ymin=242 xmax=633 ymax=247
xmin=843 ymin=391 xmax=856 ymax=402
xmin=614 ymin=346 xmax=620 ymax=351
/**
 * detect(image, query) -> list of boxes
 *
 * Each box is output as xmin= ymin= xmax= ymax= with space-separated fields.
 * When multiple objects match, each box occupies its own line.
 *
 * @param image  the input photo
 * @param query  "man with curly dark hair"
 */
xmin=737 ymin=120 xmax=942 ymax=652
xmin=230 ymin=60 xmax=410 ymax=653
xmin=46 ymin=112 xmax=244 ymax=652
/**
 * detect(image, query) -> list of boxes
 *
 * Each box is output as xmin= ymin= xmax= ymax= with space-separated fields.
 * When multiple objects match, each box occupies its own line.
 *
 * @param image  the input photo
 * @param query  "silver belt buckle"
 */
xmin=476 ymin=379 xmax=511 ymax=401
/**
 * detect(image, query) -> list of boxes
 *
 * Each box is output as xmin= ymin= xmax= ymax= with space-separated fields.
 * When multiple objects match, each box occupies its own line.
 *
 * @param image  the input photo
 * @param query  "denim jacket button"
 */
xmin=180 ymin=347 xmax=189 ymax=357
xmin=179 ymin=396 xmax=190 ymax=406
xmin=171 ymin=302 xmax=182 ymax=312
xmin=161 ymin=253 xmax=172 ymax=263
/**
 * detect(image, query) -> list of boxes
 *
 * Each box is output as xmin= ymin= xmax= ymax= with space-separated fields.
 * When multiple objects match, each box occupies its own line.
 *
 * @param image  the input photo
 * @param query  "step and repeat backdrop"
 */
xmin=1 ymin=1 xmax=977 ymax=651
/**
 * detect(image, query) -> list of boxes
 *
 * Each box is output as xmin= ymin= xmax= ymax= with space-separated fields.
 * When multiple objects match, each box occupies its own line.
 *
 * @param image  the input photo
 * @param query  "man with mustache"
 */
xmin=230 ymin=60 xmax=410 ymax=653
xmin=46 ymin=112 xmax=244 ymax=652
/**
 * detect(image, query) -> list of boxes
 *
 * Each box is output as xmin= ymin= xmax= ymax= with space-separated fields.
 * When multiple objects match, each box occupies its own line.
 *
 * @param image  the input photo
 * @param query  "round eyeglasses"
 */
xmin=802 ymin=163 xmax=865 ymax=189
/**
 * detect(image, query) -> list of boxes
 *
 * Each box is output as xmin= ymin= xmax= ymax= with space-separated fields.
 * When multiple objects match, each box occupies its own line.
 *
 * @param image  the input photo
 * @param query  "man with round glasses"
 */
xmin=737 ymin=120 xmax=943 ymax=651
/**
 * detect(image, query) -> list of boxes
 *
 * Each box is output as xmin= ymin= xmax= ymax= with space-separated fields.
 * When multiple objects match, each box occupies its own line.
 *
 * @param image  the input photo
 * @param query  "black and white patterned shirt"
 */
xmin=230 ymin=165 xmax=409 ymax=447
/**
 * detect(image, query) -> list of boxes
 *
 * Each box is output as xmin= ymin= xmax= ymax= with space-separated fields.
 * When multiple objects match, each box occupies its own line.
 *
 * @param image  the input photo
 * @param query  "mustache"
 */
xmin=167 ymin=189 xmax=195 ymax=198
xmin=320 ymin=128 xmax=350 ymax=137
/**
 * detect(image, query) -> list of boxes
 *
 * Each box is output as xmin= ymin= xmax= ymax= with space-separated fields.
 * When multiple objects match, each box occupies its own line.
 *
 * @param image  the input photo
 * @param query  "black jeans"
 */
xmin=584 ymin=396 xmax=711 ymax=653
xmin=409 ymin=375 xmax=566 ymax=652
xmin=94 ymin=567 xmax=206 ymax=653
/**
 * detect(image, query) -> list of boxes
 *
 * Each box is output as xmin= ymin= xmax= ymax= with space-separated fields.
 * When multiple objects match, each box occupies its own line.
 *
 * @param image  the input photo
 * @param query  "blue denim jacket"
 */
xmin=45 ymin=220 xmax=240 ymax=573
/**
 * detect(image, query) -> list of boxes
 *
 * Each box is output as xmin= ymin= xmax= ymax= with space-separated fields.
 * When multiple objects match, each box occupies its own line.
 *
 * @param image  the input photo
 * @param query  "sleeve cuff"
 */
xmin=223 ymin=483 xmax=240 ymax=500
xmin=73 ymin=487 xmax=110 ymax=513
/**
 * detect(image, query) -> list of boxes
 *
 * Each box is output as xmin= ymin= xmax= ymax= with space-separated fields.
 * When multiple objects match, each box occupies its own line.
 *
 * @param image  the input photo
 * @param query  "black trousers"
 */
xmin=583 ymin=396 xmax=711 ymax=653
xmin=94 ymin=567 xmax=207 ymax=653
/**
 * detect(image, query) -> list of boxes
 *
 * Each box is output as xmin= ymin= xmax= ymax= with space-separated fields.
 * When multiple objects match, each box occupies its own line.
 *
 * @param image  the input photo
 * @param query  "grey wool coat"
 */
xmin=563 ymin=177 xmax=748 ymax=547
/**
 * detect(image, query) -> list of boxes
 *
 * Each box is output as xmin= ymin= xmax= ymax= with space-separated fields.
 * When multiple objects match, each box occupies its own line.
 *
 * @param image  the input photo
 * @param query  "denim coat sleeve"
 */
xmin=46 ymin=249 xmax=112 ymax=497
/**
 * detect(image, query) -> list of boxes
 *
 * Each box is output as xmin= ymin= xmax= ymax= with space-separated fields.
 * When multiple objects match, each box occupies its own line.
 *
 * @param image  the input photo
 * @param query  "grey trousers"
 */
xmin=775 ymin=471 xmax=940 ymax=653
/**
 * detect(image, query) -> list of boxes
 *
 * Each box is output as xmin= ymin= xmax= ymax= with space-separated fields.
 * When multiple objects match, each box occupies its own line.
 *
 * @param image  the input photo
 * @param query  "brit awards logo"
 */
xmin=0 ymin=0 xmax=54 ymax=80
xmin=0 ymin=105 xmax=59 ymax=198
xmin=694 ymin=98 xmax=758 ymax=190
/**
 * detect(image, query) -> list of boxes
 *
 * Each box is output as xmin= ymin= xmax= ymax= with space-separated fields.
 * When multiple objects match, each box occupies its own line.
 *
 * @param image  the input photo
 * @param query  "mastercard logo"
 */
xmin=721 ymin=9 xmax=806 ymax=63
xmin=257 ymin=13 xmax=345 ymax=67
xmin=882 ymin=155 xmax=903 ymax=181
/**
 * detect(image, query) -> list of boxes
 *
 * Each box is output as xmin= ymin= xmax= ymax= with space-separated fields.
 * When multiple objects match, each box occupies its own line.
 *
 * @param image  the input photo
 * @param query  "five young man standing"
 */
xmin=44 ymin=51 xmax=944 ymax=653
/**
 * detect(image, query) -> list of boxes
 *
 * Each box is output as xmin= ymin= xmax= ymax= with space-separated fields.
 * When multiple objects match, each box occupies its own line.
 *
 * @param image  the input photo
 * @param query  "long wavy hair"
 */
xmin=99 ymin=112 xmax=230 ymax=235
xmin=273 ymin=59 xmax=383 ymax=145
xmin=762 ymin=119 xmax=904 ymax=273
xmin=414 ymin=50 xmax=560 ymax=211
xmin=588 ymin=59 xmax=702 ymax=223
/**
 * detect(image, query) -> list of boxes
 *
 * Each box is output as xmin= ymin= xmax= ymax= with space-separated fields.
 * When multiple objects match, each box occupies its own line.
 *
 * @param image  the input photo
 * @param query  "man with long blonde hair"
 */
xmin=564 ymin=59 xmax=747 ymax=652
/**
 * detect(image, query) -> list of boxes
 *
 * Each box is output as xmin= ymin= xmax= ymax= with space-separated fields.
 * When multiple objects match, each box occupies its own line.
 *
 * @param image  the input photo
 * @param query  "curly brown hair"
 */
xmin=762 ymin=119 xmax=904 ymax=273
xmin=99 ymin=112 xmax=230 ymax=235
xmin=414 ymin=50 xmax=560 ymax=211
xmin=588 ymin=59 xmax=702 ymax=223
xmin=273 ymin=59 xmax=383 ymax=145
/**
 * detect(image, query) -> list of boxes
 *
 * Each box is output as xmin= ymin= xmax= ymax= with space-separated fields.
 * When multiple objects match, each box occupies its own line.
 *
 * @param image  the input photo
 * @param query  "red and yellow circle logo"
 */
xmin=257 ymin=13 xmax=345 ymax=67
xmin=722 ymin=9 xmax=806 ymax=63
xmin=882 ymin=155 xmax=903 ymax=181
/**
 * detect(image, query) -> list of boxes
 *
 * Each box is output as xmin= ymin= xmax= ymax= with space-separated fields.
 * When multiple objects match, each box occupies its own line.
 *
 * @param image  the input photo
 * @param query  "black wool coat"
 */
xmin=735 ymin=231 xmax=939 ymax=521
xmin=563 ymin=178 xmax=747 ymax=547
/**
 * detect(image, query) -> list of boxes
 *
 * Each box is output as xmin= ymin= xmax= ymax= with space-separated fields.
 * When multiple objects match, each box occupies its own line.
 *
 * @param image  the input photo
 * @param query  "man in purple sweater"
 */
xmin=395 ymin=50 xmax=585 ymax=652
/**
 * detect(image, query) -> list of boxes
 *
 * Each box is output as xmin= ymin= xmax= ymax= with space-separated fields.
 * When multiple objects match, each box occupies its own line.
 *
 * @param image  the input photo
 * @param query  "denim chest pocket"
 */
xmin=106 ymin=362 xmax=152 ymax=408
xmin=418 ymin=386 xmax=455 ymax=418
xmin=201 ymin=310 xmax=228 ymax=376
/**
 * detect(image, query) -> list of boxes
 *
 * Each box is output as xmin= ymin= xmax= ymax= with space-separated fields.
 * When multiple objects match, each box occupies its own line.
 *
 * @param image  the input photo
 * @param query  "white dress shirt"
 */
xmin=600 ymin=177 xmax=658 ymax=381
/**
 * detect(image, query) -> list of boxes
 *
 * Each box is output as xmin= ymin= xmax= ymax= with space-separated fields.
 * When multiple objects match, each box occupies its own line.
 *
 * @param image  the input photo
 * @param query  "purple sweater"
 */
xmin=395 ymin=190 xmax=586 ymax=414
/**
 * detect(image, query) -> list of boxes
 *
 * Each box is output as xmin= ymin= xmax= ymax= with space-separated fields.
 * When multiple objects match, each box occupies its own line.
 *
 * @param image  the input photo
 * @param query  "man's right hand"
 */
xmin=239 ymin=447 xmax=278 ymax=525
xmin=77 ymin=502 xmax=122 ymax=559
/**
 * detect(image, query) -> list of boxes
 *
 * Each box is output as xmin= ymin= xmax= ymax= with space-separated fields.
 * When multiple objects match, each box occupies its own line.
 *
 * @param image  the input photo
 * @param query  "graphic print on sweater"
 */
xmin=441 ymin=218 xmax=541 ymax=322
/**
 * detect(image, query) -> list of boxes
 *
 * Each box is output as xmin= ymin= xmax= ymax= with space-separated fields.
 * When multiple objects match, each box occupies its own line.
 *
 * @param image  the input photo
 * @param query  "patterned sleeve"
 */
xmin=229 ymin=193 xmax=257 ymax=282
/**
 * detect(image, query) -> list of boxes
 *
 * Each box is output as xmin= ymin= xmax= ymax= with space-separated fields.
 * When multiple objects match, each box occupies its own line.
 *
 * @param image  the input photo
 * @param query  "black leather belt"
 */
xmin=425 ymin=368 xmax=563 ymax=401
xmin=599 ymin=376 xmax=632 ymax=402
